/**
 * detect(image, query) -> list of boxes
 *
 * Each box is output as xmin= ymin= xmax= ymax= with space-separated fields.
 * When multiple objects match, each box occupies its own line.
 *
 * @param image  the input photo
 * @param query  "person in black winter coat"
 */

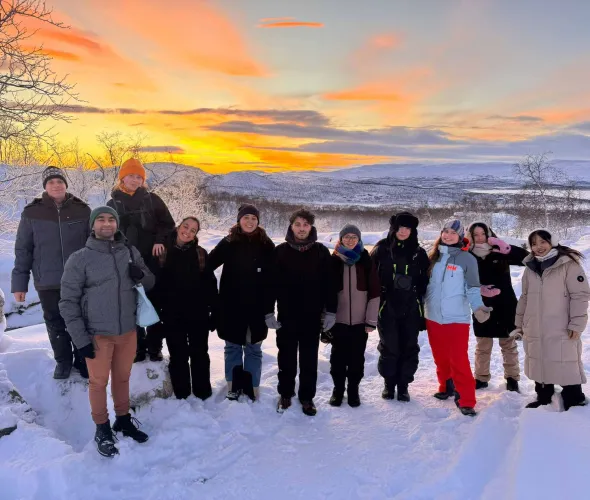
xmin=266 ymin=209 xmax=338 ymax=416
xmin=468 ymin=222 xmax=529 ymax=392
xmin=208 ymin=205 xmax=275 ymax=402
xmin=11 ymin=166 xmax=91 ymax=379
xmin=152 ymin=217 xmax=218 ymax=400
xmin=370 ymin=211 xmax=430 ymax=402
xmin=107 ymin=158 xmax=175 ymax=362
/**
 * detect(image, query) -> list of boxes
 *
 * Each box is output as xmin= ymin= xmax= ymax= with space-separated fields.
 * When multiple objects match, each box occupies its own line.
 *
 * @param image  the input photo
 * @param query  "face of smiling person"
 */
xmin=292 ymin=217 xmax=312 ymax=241
xmin=239 ymin=214 xmax=258 ymax=233
xmin=177 ymin=219 xmax=199 ymax=245
xmin=341 ymin=233 xmax=359 ymax=249
xmin=531 ymin=235 xmax=552 ymax=257
xmin=472 ymin=227 xmax=487 ymax=245
xmin=396 ymin=226 xmax=411 ymax=241
xmin=93 ymin=214 xmax=117 ymax=240
xmin=45 ymin=178 xmax=67 ymax=202
xmin=441 ymin=228 xmax=460 ymax=245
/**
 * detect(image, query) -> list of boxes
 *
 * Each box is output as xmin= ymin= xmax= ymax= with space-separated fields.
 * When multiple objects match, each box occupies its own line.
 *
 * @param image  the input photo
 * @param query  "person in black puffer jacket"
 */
xmin=107 ymin=158 xmax=175 ymax=362
xmin=11 ymin=166 xmax=91 ymax=379
xmin=468 ymin=222 xmax=529 ymax=392
xmin=208 ymin=205 xmax=275 ymax=402
xmin=370 ymin=211 xmax=430 ymax=402
xmin=152 ymin=217 xmax=219 ymax=400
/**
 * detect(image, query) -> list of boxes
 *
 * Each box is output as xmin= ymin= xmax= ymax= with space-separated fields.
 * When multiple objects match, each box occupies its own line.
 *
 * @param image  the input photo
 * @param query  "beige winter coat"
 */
xmin=515 ymin=254 xmax=590 ymax=385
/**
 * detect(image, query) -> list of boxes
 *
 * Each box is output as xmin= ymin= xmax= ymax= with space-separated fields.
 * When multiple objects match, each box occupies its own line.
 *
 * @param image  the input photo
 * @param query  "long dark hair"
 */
xmin=468 ymin=222 xmax=497 ymax=243
xmin=528 ymin=229 xmax=584 ymax=263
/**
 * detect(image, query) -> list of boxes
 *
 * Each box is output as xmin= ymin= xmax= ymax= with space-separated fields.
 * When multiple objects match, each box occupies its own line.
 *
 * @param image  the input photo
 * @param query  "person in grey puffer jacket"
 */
xmin=11 ymin=166 xmax=91 ymax=379
xmin=59 ymin=206 xmax=154 ymax=458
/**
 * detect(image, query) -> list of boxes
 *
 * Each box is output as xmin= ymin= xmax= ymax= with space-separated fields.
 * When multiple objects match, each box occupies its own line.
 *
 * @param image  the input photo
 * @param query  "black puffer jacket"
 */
xmin=11 ymin=192 xmax=90 ymax=292
xmin=208 ymin=226 xmax=275 ymax=345
xmin=152 ymin=231 xmax=218 ymax=329
xmin=107 ymin=187 xmax=175 ymax=272
xmin=471 ymin=245 xmax=529 ymax=338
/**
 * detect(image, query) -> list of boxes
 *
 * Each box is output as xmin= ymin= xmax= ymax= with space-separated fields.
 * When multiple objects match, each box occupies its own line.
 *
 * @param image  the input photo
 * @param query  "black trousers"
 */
xmin=377 ymin=314 xmax=420 ymax=389
xmin=535 ymin=382 xmax=586 ymax=410
xmin=136 ymin=322 xmax=165 ymax=355
xmin=276 ymin=323 xmax=321 ymax=402
xmin=330 ymin=323 xmax=368 ymax=390
xmin=165 ymin=326 xmax=211 ymax=399
xmin=38 ymin=289 xmax=81 ymax=367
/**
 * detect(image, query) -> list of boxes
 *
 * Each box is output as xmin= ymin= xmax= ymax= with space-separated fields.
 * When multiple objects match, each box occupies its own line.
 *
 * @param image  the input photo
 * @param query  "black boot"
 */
xmin=134 ymin=350 xmax=146 ymax=363
xmin=112 ymin=414 xmax=149 ymax=443
xmin=506 ymin=377 xmax=519 ymax=392
xmin=433 ymin=379 xmax=455 ymax=400
xmin=95 ymin=421 xmax=119 ymax=458
xmin=301 ymin=400 xmax=317 ymax=416
xmin=459 ymin=407 xmax=477 ymax=417
xmin=149 ymin=351 xmax=164 ymax=362
xmin=242 ymin=370 xmax=255 ymax=401
xmin=347 ymin=385 xmax=361 ymax=408
xmin=397 ymin=385 xmax=410 ymax=402
xmin=329 ymin=387 xmax=344 ymax=407
xmin=277 ymin=396 xmax=292 ymax=413
xmin=381 ymin=381 xmax=396 ymax=400
xmin=475 ymin=379 xmax=488 ymax=390
xmin=53 ymin=362 xmax=72 ymax=380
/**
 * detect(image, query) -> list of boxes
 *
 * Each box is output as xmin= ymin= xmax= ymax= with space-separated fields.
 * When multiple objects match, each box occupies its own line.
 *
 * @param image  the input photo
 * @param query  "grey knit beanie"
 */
xmin=339 ymin=224 xmax=362 ymax=242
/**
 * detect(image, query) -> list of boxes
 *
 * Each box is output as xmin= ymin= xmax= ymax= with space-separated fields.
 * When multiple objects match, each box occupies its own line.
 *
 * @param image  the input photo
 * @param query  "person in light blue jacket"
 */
xmin=425 ymin=219 xmax=492 ymax=417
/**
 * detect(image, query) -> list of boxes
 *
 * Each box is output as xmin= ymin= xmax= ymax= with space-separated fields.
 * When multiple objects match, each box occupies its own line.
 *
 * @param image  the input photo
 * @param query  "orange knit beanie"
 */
xmin=119 ymin=158 xmax=146 ymax=181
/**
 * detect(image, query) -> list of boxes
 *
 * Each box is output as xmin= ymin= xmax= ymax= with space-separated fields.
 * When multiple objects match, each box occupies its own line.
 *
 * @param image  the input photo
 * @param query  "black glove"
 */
xmin=78 ymin=343 xmax=95 ymax=359
xmin=129 ymin=263 xmax=144 ymax=282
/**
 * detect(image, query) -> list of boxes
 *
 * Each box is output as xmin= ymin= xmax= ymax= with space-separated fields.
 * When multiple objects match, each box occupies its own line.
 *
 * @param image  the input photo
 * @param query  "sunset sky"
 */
xmin=36 ymin=0 xmax=590 ymax=173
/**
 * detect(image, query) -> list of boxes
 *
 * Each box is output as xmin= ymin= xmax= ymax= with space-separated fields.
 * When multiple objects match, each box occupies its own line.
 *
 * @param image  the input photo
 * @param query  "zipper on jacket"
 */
xmin=55 ymin=203 xmax=65 ymax=268
xmin=111 ymin=244 xmax=124 ymax=335
xmin=379 ymin=301 xmax=386 ymax=319
xmin=348 ymin=265 xmax=352 ymax=326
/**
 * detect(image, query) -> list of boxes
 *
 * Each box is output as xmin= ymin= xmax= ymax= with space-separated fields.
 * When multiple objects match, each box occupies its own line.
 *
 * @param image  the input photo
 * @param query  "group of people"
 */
xmin=9 ymin=160 xmax=589 ymax=458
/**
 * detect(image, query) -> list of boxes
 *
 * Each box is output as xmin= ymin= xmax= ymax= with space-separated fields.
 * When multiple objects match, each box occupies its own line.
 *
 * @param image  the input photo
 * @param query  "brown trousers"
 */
xmin=86 ymin=330 xmax=137 ymax=424
xmin=474 ymin=336 xmax=520 ymax=382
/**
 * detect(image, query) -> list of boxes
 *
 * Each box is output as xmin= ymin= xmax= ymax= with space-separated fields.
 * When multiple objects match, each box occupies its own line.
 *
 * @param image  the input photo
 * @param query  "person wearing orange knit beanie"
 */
xmin=107 ymin=158 xmax=175 ymax=362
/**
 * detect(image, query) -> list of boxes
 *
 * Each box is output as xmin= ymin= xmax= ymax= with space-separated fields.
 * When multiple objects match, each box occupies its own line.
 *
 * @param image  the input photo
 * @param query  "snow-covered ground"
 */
xmin=1 ymin=232 xmax=590 ymax=499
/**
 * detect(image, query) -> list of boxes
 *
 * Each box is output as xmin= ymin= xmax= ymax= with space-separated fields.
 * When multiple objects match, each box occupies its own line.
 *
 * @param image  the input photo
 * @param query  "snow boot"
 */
xmin=277 ymin=396 xmax=291 ymax=413
xmin=329 ymin=387 xmax=344 ymax=407
xmin=475 ymin=379 xmax=488 ymax=390
xmin=433 ymin=379 xmax=455 ymax=400
xmin=347 ymin=385 xmax=361 ymax=407
xmin=53 ymin=362 xmax=72 ymax=380
xmin=459 ymin=407 xmax=477 ymax=417
xmin=112 ymin=414 xmax=149 ymax=443
xmin=226 ymin=381 xmax=240 ymax=401
xmin=95 ymin=421 xmax=119 ymax=458
xmin=397 ymin=385 xmax=410 ymax=402
xmin=134 ymin=350 xmax=146 ymax=363
xmin=301 ymin=400 xmax=317 ymax=416
xmin=227 ymin=366 xmax=244 ymax=401
xmin=242 ymin=370 xmax=255 ymax=401
xmin=381 ymin=381 xmax=396 ymax=400
xmin=525 ymin=400 xmax=549 ymax=409
xmin=506 ymin=377 xmax=519 ymax=392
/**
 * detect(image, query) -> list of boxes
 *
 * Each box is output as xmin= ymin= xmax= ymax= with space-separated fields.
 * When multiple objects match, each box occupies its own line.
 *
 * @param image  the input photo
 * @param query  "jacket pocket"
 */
xmin=561 ymin=338 xmax=580 ymax=363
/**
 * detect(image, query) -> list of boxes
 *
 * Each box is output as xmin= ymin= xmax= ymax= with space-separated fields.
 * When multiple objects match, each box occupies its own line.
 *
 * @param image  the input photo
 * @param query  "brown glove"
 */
xmin=473 ymin=306 xmax=493 ymax=324
xmin=568 ymin=330 xmax=581 ymax=340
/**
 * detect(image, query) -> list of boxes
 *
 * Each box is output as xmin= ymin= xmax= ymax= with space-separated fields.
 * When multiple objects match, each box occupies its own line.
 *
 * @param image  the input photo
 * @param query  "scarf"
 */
xmin=117 ymin=183 xmax=138 ymax=196
xmin=534 ymin=248 xmax=559 ymax=262
xmin=334 ymin=241 xmax=364 ymax=266
xmin=286 ymin=226 xmax=318 ymax=252
xmin=471 ymin=242 xmax=492 ymax=259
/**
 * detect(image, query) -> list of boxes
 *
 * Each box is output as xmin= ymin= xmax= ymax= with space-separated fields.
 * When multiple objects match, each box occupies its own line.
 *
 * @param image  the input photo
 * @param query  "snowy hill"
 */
xmin=1 ymin=231 xmax=590 ymax=499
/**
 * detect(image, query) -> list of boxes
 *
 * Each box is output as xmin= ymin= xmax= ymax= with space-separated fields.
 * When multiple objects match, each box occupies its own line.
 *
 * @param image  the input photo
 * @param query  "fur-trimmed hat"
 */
xmin=390 ymin=211 xmax=419 ymax=231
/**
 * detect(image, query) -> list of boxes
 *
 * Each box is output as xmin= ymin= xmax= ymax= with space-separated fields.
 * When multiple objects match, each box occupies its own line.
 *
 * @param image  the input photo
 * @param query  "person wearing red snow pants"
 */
xmin=424 ymin=220 xmax=492 ymax=416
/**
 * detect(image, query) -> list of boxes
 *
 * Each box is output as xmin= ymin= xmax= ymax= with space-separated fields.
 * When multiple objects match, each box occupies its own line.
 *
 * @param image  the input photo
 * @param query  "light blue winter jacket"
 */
xmin=425 ymin=244 xmax=483 ymax=325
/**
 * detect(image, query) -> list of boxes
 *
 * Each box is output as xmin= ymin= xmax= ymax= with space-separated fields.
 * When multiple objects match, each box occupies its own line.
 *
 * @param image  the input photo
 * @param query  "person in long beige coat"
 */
xmin=513 ymin=229 xmax=589 ymax=411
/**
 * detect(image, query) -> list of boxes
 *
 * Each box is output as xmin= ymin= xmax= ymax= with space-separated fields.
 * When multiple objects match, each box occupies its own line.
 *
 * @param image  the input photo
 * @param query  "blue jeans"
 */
xmin=224 ymin=341 xmax=263 ymax=388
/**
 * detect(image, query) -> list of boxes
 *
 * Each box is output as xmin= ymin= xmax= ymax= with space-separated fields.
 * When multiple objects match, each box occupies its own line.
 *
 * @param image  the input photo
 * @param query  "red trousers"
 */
xmin=426 ymin=320 xmax=476 ymax=408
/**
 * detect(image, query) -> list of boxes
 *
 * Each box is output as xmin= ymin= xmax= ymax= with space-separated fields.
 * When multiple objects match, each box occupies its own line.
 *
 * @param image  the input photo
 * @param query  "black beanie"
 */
xmin=390 ymin=211 xmax=419 ymax=231
xmin=237 ymin=204 xmax=260 ymax=222
xmin=42 ymin=166 xmax=68 ymax=189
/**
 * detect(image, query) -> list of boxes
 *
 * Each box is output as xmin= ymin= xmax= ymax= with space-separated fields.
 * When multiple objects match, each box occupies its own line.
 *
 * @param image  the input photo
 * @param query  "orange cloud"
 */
xmin=258 ymin=21 xmax=324 ymax=28
xmin=259 ymin=17 xmax=296 ymax=23
xmin=368 ymin=34 xmax=401 ymax=50
xmin=22 ymin=45 xmax=80 ymax=61
xmin=41 ymin=29 xmax=103 ymax=52
xmin=324 ymin=85 xmax=402 ymax=102
xmin=104 ymin=0 xmax=267 ymax=77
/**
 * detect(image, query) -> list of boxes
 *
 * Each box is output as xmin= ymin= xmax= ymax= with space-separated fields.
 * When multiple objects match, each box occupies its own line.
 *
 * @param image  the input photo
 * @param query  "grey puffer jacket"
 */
xmin=59 ymin=232 xmax=155 ymax=349
xmin=11 ymin=192 xmax=91 ymax=292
